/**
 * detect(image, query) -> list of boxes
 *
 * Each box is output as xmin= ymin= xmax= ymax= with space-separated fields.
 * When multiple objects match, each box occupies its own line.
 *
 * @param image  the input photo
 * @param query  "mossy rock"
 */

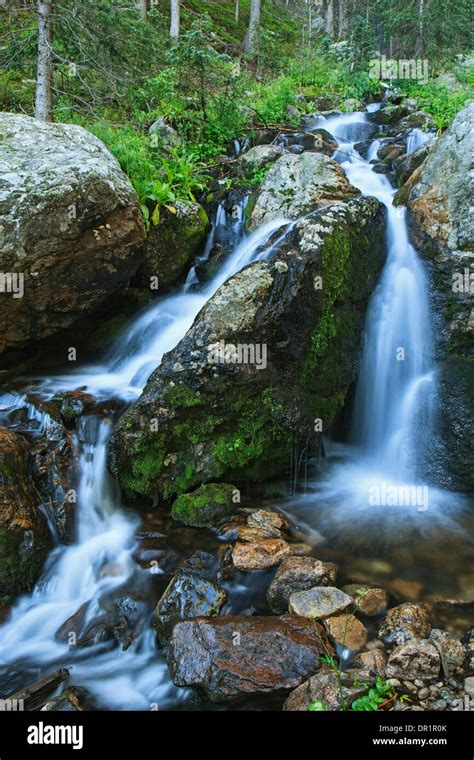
xmin=171 ymin=483 xmax=239 ymax=527
xmin=139 ymin=201 xmax=209 ymax=290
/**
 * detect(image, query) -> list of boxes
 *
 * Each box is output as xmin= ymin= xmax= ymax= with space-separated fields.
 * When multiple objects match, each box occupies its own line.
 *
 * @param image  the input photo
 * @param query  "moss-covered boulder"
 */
xmin=139 ymin=201 xmax=208 ymax=290
xmin=171 ymin=483 xmax=239 ymax=527
xmin=108 ymin=196 xmax=386 ymax=503
xmin=0 ymin=427 xmax=51 ymax=595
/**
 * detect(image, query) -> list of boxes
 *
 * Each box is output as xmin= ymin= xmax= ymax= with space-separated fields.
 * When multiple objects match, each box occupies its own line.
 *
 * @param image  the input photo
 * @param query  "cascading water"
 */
xmin=0 ymin=107 xmax=466 ymax=709
xmin=285 ymin=108 xmax=462 ymax=535
xmin=0 ymin=201 xmax=291 ymax=707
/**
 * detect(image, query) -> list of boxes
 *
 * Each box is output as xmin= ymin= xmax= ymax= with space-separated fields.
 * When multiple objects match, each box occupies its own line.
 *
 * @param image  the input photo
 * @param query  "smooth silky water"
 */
xmin=0 ymin=110 xmax=471 ymax=709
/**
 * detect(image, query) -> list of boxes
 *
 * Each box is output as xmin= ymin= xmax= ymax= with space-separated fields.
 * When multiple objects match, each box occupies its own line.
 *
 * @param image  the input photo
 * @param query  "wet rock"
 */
xmin=55 ymin=391 xmax=95 ymax=424
xmin=232 ymin=538 xmax=291 ymax=571
xmin=247 ymin=509 xmax=287 ymax=531
xmin=371 ymin=105 xmax=410 ymax=125
xmin=354 ymin=140 xmax=372 ymax=159
xmin=0 ymin=427 xmax=52 ymax=595
xmin=0 ymin=113 xmax=145 ymax=355
xmin=324 ymin=614 xmax=368 ymax=651
xmin=248 ymin=152 xmax=359 ymax=228
xmin=355 ymin=649 xmax=388 ymax=677
xmin=139 ymin=202 xmax=208 ymax=290
xmin=168 ymin=615 xmax=331 ymax=702
xmin=267 ymin=556 xmax=338 ymax=614
xmin=171 ymin=483 xmax=239 ymax=528
xmin=377 ymin=143 xmax=406 ymax=162
xmin=429 ymin=629 xmax=465 ymax=678
xmin=283 ymin=670 xmax=369 ymax=711
xmin=343 ymin=584 xmax=388 ymax=617
xmin=386 ymin=641 xmax=440 ymax=680
xmin=389 ymin=578 xmax=424 ymax=602
xmin=109 ymin=197 xmax=386 ymax=502
xmin=6 ymin=669 xmax=70 ymax=710
xmin=401 ymin=111 xmax=436 ymax=129
xmin=305 ymin=128 xmax=338 ymax=157
xmin=41 ymin=686 xmax=84 ymax=712
xmin=152 ymin=572 xmax=227 ymax=643
xmin=395 ymin=140 xmax=432 ymax=186
xmin=395 ymin=104 xmax=473 ymax=491
xmin=238 ymin=525 xmax=281 ymax=541
xmin=378 ymin=603 xmax=432 ymax=646
xmin=289 ymin=587 xmax=352 ymax=620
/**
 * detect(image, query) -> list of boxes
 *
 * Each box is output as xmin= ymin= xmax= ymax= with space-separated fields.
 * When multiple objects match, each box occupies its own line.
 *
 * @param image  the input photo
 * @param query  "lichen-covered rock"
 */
xmin=232 ymin=538 xmax=291 ymax=571
xmin=171 ymin=483 xmax=238 ymax=527
xmin=267 ymin=556 xmax=338 ymax=614
xmin=0 ymin=427 xmax=51 ymax=595
xmin=0 ymin=113 xmax=145 ymax=355
xmin=139 ymin=202 xmax=208 ymax=290
xmin=248 ymin=152 xmax=359 ymax=228
xmin=289 ymin=587 xmax=352 ymax=620
xmin=378 ymin=603 xmax=432 ymax=646
xmin=386 ymin=641 xmax=440 ymax=680
xmin=108 ymin=197 xmax=386 ymax=502
xmin=239 ymin=144 xmax=285 ymax=171
xmin=396 ymin=104 xmax=474 ymax=492
xmin=152 ymin=572 xmax=227 ymax=643
xmin=167 ymin=615 xmax=331 ymax=701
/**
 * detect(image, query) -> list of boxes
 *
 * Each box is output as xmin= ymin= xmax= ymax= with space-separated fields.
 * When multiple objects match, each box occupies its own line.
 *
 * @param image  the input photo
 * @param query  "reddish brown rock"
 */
xmin=232 ymin=538 xmax=291 ymax=571
xmin=168 ymin=614 xmax=332 ymax=702
xmin=267 ymin=556 xmax=338 ymax=614
xmin=324 ymin=614 xmax=368 ymax=651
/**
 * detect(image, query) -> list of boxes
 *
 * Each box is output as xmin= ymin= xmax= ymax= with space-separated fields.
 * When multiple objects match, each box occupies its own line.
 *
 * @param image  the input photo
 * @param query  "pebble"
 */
xmin=418 ymin=687 xmax=429 ymax=699
xmin=431 ymin=699 xmax=447 ymax=711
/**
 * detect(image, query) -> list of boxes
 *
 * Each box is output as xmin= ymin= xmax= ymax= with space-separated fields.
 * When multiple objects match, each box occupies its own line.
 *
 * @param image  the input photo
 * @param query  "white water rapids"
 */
xmin=0 ymin=108 xmax=462 ymax=708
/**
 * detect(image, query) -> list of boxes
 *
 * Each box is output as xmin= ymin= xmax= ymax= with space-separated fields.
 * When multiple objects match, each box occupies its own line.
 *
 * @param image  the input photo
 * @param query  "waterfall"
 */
xmin=0 ymin=203 xmax=290 ymax=708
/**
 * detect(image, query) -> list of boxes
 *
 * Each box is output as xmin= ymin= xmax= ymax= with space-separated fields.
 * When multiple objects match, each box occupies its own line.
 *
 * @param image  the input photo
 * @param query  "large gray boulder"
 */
xmin=0 ymin=113 xmax=146 ymax=354
xmin=397 ymin=104 xmax=473 ymax=491
xmin=108 ymin=196 xmax=386 ymax=504
xmin=248 ymin=152 xmax=359 ymax=229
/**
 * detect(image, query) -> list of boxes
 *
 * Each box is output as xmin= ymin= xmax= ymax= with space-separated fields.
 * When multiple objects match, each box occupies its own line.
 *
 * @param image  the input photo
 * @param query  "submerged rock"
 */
xmin=267 ymin=556 xmax=338 ymax=614
xmin=0 ymin=113 xmax=145 ymax=355
xmin=0 ymin=427 xmax=51 ymax=595
xmin=138 ymin=201 xmax=208 ymax=290
xmin=248 ymin=152 xmax=359 ymax=228
xmin=167 ymin=614 xmax=331 ymax=701
xmin=109 ymin=197 xmax=386 ymax=503
xmin=378 ymin=603 xmax=432 ymax=646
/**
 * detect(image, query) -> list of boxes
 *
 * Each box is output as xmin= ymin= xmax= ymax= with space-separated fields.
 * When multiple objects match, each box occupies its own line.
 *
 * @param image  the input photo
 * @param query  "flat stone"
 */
xmin=343 ymin=584 xmax=388 ymax=617
xmin=289 ymin=586 xmax=352 ymax=620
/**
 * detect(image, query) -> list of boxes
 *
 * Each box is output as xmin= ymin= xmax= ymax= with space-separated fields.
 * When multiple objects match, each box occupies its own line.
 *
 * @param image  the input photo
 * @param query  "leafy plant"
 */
xmin=351 ymin=677 xmax=395 ymax=711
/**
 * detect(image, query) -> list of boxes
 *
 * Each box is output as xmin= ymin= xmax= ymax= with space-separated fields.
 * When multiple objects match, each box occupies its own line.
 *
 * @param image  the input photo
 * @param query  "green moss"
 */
xmin=164 ymin=384 xmax=203 ymax=409
xmin=0 ymin=527 xmax=42 ymax=596
xmin=89 ymin=314 xmax=129 ymax=352
xmin=171 ymin=482 xmax=238 ymax=527
xmin=118 ymin=433 xmax=166 ymax=500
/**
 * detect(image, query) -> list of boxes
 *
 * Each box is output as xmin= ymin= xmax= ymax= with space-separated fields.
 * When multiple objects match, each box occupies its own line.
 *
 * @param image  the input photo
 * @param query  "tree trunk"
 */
xmin=170 ymin=0 xmax=180 ymax=39
xmin=235 ymin=0 xmax=239 ymax=23
xmin=324 ymin=0 xmax=334 ymax=37
xmin=416 ymin=0 xmax=424 ymax=55
xmin=139 ymin=0 xmax=147 ymax=20
xmin=35 ymin=0 xmax=53 ymax=122
xmin=243 ymin=0 xmax=261 ymax=55
xmin=338 ymin=0 xmax=348 ymax=39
